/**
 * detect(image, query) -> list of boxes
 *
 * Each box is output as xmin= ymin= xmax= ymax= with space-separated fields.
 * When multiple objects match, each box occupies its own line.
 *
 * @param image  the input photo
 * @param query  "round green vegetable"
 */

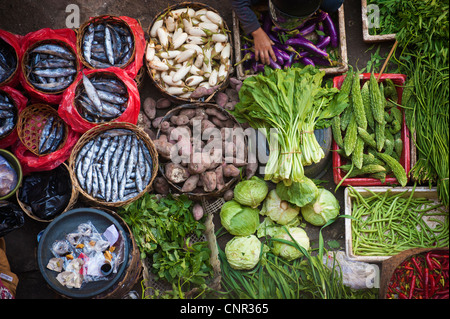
xmin=225 ymin=235 xmax=262 ymax=270
xmin=301 ymin=188 xmax=340 ymax=226
xmin=260 ymin=189 xmax=300 ymax=225
xmin=220 ymin=200 xmax=260 ymax=236
xmin=272 ymin=227 xmax=310 ymax=261
xmin=233 ymin=176 xmax=268 ymax=208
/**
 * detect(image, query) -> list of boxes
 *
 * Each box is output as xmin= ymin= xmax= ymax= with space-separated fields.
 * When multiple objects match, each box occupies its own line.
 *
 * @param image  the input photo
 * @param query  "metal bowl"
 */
xmin=0 ymin=148 xmax=22 ymax=200
xmin=37 ymin=207 xmax=130 ymax=299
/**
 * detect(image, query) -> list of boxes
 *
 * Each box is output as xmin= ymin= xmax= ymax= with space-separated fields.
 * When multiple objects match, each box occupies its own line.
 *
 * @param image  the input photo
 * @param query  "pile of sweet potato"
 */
xmin=152 ymin=103 xmax=248 ymax=195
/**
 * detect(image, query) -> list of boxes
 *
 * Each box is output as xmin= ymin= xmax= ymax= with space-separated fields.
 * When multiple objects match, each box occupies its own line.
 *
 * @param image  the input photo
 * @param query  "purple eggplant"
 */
xmin=269 ymin=57 xmax=282 ymax=69
xmin=323 ymin=14 xmax=338 ymax=48
xmin=316 ymin=22 xmax=325 ymax=41
xmin=272 ymin=47 xmax=285 ymax=64
xmin=316 ymin=36 xmax=331 ymax=50
xmin=267 ymin=31 xmax=281 ymax=45
xmin=285 ymin=36 xmax=328 ymax=58
xmin=284 ymin=52 xmax=296 ymax=69
xmin=298 ymin=23 xmax=316 ymax=37
xmin=300 ymin=56 xmax=315 ymax=67
xmin=273 ymin=46 xmax=290 ymax=61
xmin=252 ymin=62 xmax=265 ymax=73
xmin=309 ymin=56 xmax=332 ymax=66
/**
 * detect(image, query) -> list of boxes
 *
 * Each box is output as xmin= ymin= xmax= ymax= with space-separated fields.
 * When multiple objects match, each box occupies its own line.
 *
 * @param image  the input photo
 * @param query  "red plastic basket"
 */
xmin=332 ymin=73 xmax=410 ymax=186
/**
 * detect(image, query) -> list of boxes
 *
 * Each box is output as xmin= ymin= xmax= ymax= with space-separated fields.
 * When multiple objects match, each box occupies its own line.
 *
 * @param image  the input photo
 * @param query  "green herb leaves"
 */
xmin=119 ymin=193 xmax=213 ymax=287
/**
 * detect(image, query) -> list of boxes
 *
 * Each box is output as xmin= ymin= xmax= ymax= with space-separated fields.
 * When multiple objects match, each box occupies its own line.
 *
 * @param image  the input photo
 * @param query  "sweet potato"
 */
xmin=215 ymin=165 xmax=225 ymax=191
xmin=192 ymin=203 xmax=204 ymax=220
xmin=223 ymin=189 xmax=234 ymax=201
xmin=229 ymin=77 xmax=242 ymax=90
xmin=152 ymin=116 xmax=164 ymax=129
xmin=190 ymin=86 xmax=208 ymax=99
xmin=143 ymin=97 xmax=157 ymax=119
xmin=223 ymin=164 xmax=240 ymax=177
xmin=179 ymin=108 xmax=196 ymax=119
xmin=215 ymin=92 xmax=228 ymax=108
xmin=153 ymin=177 xmax=169 ymax=195
xmin=245 ymin=162 xmax=258 ymax=179
xmin=181 ymin=174 xmax=200 ymax=192
xmin=170 ymin=114 xmax=189 ymax=126
xmin=153 ymin=136 xmax=173 ymax=159
xmin=224 ymin=101 xmax=237 ymax=111
xmin=225 ymin=88 xmax=239 ymax=102
xmin=188 ymin=153 xmax=210 ymax=174
xmin=201 ymin=171 xmax=217 ymax=192
xmin=156 ymin=97 xmax=172 ymax=109
xmin=165 ymin=163 xmax=189 ymax=184
xmin=205 ymin=108 xmax=228 ymax=121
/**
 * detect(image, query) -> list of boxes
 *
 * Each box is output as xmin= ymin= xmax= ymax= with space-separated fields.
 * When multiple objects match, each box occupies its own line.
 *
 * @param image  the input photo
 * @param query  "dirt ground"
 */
xmin=0 ymin=0 xmax=393 ymax=299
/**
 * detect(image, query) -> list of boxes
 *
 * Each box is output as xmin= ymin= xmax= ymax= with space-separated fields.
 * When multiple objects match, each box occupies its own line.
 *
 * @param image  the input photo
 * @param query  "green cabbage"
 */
xmin=220 ymin=200 xmax=259 ymax=236
xmin=272 ymin=226 xmax=310 ymax=261
xmin=225 ymin=235 xmax=262 ymax=270
xmin=260 ymin=189 xmax=300 ymax=225
xmin=275 ymin=176 xmax=319 ymax=208
xmin=233 ymin=176 xmax=269 ymax=208
xmin=301 ymin=188 xmax=340 ymax=226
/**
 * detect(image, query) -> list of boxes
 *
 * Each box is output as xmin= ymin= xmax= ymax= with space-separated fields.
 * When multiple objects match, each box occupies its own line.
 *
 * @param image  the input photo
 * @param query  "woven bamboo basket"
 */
xmin=21 ymin=39 xmax=79 ymax=95
xmin=379 ymin=246 xmax=449 ymax=299
xmin=134 ymin=57 xmax=146 ymax=89
xmin=0 ymin=36 xmax=19 ymax=87
xmin=73 ymin=70 xmax=130 ymax=125
xmin=16 ymin=162 xmax=78 ymax=223
xmin=145 ymin=2 xmax=233 ymax=104
xmin=0 ymin=89 xmax=18 ymax=140
xmin=76 ymin=15 xmax=137 ymax=71
xmin=17 ymin=103 xmax=69 ymax=156
xmin=92 ymin=207 xmax=142 ymax=299
xmin=68 ymin=122 xmax=158 ymax=207
xmin=156 ymin=102 xmax=247 ymax=199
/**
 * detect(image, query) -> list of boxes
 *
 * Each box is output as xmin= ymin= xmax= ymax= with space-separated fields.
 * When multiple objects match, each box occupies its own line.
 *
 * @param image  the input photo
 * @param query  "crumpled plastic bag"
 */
xmin=0 ymin=86 xmax=28 ymax=149
xmin=0 ymin=201 xmax=25 ymax=237
xmin=323 ymin=250 xmax=379 ymax=289
xmin=17 ymin=164 xmax=72 ymax=220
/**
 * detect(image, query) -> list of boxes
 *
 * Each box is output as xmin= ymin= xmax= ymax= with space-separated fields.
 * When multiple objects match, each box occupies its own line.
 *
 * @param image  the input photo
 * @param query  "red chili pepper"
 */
xmin=411 ymin=256 xmax=423 ymax=280
xmin=429 ymin=273 xmax=436 ymax=297
xmin=408 ymin=275 xmax=416 ymax=299
xmin=399 ymin=292 xmax=408 ymax=299
xmin=424 ymin=268 xmax=429 ymax=299
xmin=426 ymin=252 xmax=434 ymax=270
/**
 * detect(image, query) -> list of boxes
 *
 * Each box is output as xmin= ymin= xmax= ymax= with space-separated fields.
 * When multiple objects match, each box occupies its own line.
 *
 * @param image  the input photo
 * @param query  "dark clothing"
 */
xmin=231 ymin=0 xmax=344 ymax=34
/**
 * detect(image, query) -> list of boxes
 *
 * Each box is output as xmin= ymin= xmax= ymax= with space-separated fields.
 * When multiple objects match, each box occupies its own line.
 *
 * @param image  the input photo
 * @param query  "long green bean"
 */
xmin=349 ymin=186 xmax=449 ymax=256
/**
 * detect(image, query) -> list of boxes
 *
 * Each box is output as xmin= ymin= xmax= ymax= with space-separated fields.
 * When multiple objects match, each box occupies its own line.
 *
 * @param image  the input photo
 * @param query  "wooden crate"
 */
xmin=233 ymin=5 xmax=348 ymax=81
xmin=361 ymin=0 xmax=396 ymax=43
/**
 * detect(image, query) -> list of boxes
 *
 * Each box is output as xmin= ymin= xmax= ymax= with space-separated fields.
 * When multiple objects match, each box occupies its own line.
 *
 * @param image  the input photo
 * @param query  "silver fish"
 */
xmin=96 ymin=90 xmax=127 ymax=105
xmin=104 ymin=26 xmax=115 ymax=65
xmin=82 ymin=73 xmax=103 ymax=112
xmin=85 ymin=163 xmax=93 ymax=195
xmin=96 ymin=165 xmax=106 ymax=198
xmin=83 ymin=24 xmax=95 ymax=64
xmin=101 ymin=136 xmax=119 ymax=177
xmin=91 ymin=163 xmax=99 ymax=197
xmin=31 ymin=44 xmax=75 ymax=61
xmin=105 ymin=171 xmax=112 ymax=202
xmin=39 ymin=116 xmax=55 ymax=153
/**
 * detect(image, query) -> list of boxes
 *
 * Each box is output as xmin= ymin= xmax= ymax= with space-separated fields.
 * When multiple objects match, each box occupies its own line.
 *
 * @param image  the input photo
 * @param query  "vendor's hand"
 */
xmin=251 ymin=28 xmax=276 ymax=65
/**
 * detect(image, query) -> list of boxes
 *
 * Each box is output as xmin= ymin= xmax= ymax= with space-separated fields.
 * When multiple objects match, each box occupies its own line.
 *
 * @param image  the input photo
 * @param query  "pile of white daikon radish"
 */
xmin=146 ymin=6 xmax=231 ymax=100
